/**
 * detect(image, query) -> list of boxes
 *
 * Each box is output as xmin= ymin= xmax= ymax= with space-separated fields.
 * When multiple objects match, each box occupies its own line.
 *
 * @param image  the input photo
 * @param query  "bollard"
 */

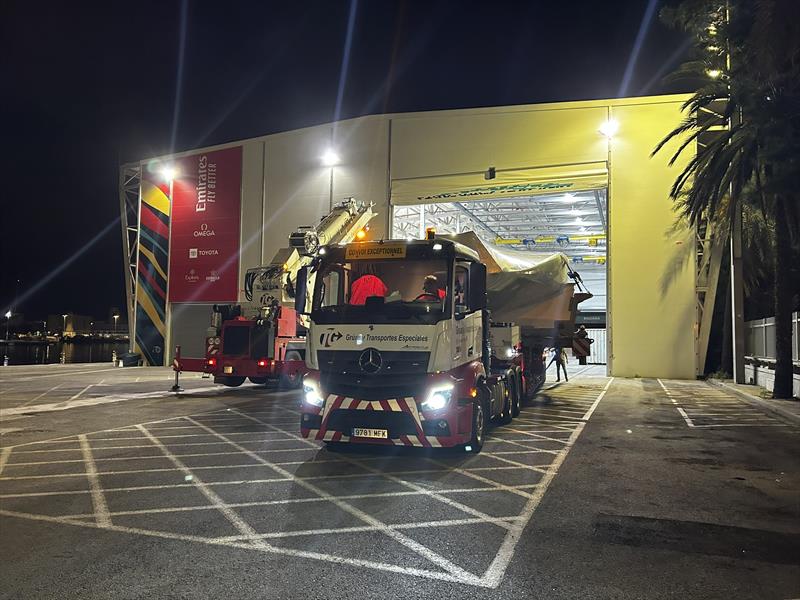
xmin=112 ymin=349 xmax=118 ymax=366
xmin=171 ymin=345 xmax=183 ymax=393
xmin=60 ymin=350 xmax=66 ymax=364
xmin=3 ymin=355 xmax=8 ymax=366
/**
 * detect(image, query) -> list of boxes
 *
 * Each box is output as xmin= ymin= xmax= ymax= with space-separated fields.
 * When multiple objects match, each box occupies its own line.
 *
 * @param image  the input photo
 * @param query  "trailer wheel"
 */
xmin=467 ymin=394 xmax=488 ymax=453
xmin=248 ymin=377 xmax=268 ymax=385
xmin=511 ymin=371 xmax=521 ymax=418
xmin=221 ymin=376 xmax=245 ymax=387
xmin=498 ymin=381 xmax=513 ymax=425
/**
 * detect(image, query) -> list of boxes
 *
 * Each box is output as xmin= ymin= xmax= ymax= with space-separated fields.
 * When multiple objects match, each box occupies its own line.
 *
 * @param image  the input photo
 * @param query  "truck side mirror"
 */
xmin=468 ymin=262 xmax=487 ymax=310
xmin=294 ymin=266 xmax=310 ymax=315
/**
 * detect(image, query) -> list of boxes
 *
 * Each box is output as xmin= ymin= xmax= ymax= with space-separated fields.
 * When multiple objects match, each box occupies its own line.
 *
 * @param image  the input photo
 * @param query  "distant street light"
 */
xmin=62 ymin=314 xmax=68 ymax=337
xmin=4 ymin=310 xmax=11 ymax=341
xmin=113 ymin=314 xmax=119 ymax=334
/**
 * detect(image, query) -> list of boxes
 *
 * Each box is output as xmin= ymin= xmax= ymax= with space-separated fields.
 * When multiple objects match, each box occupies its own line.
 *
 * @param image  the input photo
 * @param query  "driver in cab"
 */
xmin=416 ymin=274 xmax=445 ymax=302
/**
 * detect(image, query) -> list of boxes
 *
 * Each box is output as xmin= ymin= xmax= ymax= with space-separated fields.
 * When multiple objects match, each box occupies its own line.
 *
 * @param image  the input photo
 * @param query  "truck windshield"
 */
xmin=311 ymin=258 xmax=450 ymax=324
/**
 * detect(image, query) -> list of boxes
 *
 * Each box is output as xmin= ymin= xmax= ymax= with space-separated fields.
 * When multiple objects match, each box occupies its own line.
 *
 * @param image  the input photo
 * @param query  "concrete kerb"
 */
xmin=708 ymin=379 xmax=800 ymax=426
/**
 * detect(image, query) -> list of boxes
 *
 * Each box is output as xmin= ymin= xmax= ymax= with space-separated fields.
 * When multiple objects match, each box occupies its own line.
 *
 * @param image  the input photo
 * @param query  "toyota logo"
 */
xmin=358 ymin=348 xmax=383 ymax=374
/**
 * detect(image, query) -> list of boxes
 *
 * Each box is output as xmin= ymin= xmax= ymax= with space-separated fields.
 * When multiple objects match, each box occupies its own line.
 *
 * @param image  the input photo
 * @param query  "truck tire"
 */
xmin=511 ymin=371 xmax=521 ymax=417
xmin=279 ymin=351 xmax=304 ymax=389
xmin=467 ymin=395 xmax=488 ymax=453
xmin=498 ymin=381 xmax=513 ymax=425
xmin=249 ymin=377 xmax=268 ymax=385
xmin=222 ymin=376 xmax=245 ymax=387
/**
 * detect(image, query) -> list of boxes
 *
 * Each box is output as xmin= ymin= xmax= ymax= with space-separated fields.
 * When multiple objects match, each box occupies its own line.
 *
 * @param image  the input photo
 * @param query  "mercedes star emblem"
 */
xmin=358 ymin=348 xmax=383 ymax=374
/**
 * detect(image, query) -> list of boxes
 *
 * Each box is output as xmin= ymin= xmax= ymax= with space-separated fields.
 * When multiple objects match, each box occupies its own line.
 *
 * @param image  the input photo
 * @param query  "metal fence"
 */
xmin=745 ymin=312 xmax=800 ymax=361
xmin=584 ymin=328 xmax=608 ymax=364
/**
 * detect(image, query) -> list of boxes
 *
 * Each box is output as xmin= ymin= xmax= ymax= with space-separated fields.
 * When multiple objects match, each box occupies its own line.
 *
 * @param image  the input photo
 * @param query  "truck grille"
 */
xmin=317 ymin=350 xmax=430 ymax=400
xmin=327 ymin=409 xmax=419 ymax=437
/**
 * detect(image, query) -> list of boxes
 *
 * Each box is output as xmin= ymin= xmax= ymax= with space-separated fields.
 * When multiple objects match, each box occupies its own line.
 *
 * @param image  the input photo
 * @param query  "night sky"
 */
xmin=0 ymin=0 xmax=689 ymax=321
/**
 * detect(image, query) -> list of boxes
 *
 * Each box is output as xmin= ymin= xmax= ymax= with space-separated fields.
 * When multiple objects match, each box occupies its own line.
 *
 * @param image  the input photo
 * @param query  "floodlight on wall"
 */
xmin=160 ymin=165 xmax=178 ymax=181
xmin=321 ymin=149 xmax=340 ymax=167
xmin=599 ymin=119 xmax=619 ymax=138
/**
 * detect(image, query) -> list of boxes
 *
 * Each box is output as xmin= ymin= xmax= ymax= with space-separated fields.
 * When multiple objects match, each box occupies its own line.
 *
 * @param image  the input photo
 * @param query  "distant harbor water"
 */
xmin=0 ymin=340 xmax=130 ymax=366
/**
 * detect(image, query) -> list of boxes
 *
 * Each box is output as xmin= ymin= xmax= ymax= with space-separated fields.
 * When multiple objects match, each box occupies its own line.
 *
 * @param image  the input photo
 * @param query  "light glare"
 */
xmin=321 ymin=149 xmax=340 ymax=166
xmin=599 ymin=119 xmax=619 ymax=138
xmin=161 ymin=165 xmax=178 ymax=181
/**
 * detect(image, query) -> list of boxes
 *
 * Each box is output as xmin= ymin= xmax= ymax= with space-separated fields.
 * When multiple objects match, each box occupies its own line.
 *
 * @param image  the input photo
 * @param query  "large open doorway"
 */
xmin=391 ymin=189 xmax=608 ymax=368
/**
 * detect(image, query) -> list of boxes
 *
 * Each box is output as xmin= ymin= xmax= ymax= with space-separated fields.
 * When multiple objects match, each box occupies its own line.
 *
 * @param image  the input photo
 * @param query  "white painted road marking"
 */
xmin=0 ymin=375 xmax=614 ymax=588
xmin=78 ymin=435 xmax=111 ymax=527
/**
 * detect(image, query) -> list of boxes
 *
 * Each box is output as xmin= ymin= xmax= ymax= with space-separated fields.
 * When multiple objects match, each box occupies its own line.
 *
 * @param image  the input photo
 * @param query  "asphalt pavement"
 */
xmin=0 ymin=364 xmax=797 ymax=599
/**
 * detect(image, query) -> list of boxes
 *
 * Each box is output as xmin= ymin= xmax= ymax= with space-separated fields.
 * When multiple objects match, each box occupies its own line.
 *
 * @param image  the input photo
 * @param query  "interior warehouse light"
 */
xmin=321 ymin=149 xmax=340 ymax=167
xmin=599 ymin=119 xmax=619 ymax=138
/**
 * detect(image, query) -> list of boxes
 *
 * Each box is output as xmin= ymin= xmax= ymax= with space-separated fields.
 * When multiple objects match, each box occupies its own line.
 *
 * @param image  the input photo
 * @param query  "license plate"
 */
xmin=223 ymin=366 xmax=233 ymax=374
xmin=352 ymin=427 xmax=388 ymax=439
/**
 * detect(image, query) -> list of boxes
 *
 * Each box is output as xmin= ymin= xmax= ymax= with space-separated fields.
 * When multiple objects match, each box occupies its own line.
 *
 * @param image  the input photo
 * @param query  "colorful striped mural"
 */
xmin=134 ymin=177 xmax=171 ymax=366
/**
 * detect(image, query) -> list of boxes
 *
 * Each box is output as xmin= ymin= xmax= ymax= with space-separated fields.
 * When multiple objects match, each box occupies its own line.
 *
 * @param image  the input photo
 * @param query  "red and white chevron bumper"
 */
xmin=300 ymin=392 xmax=473 ymax=448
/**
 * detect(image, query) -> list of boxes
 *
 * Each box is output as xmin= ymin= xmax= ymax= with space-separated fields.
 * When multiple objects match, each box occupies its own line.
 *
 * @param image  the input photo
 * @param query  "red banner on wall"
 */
xmin=168 ymin=146 xmax=242 ymax=302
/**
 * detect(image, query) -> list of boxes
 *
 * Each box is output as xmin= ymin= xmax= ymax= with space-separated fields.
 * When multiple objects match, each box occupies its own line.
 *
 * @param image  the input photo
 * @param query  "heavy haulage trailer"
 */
xmin=179 ymin=199 xmax=376 ymax=387
xmin=295 ymin=231 xmax=589 ymax=453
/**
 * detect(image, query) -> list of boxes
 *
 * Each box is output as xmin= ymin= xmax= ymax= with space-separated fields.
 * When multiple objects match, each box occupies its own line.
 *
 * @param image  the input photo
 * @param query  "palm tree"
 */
xmin=654 ymin=0 xmax=799 ymax=399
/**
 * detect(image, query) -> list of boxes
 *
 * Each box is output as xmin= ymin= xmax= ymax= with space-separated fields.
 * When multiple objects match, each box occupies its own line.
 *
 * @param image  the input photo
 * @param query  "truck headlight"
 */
xmin=303 ymin=380 xmax=324 ymax=407
xmin=421 ymin=383 xmax=454 ymax=411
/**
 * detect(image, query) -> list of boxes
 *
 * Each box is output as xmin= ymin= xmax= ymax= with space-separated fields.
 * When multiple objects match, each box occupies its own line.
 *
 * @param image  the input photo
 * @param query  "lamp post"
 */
xmin=4 ymin=310 xmax=11 ymax=341
xmin=113 ymin=314 xmax=119 ymax=335
xmin=321 ymin=148 xmax=340 ymax=211
xmin=62 ymin=314 xmax=68 ymax=337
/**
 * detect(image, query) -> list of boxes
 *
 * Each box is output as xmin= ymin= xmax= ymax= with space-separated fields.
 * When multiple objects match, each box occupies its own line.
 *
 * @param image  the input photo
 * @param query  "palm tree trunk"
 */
xmin=720 ymin=272 xmax=733 ymax=377
xmin=772 ymin=195 xmax=794 ymax=399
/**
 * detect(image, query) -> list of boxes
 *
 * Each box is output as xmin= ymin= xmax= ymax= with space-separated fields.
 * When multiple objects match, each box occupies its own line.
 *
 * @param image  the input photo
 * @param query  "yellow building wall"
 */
xmin=608 ymin=100 xmax=695 ymax=378
xmin=388 ymin=96 xmax=696 ymax=379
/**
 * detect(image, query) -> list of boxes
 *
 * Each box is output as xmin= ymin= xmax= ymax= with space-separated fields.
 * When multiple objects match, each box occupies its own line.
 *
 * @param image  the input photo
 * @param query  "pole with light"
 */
xmin=113 ymin=314 xmax=119 ymax=335
xmin=321 ymin=148 xmax=340 ymax=211
xmin=62 ymin=313 xmax=68 ymax=337
xmin=4 ymin=310 xmax=11 ymax=341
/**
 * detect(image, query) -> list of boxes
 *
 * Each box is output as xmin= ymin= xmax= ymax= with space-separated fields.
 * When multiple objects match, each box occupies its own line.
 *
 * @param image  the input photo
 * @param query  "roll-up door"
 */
xmin=391 ymin=162 xmax=608 ymax=206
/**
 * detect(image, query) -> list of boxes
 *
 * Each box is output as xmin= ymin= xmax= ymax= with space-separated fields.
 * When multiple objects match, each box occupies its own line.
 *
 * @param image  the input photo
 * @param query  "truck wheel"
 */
xmin=222 ymin=376 xmax=245 ymax=387
xmin=511 ymin=373 xmax=521 ymax=418
xmin=279 ymin=372 xmax=302 ymax=389
xmin=249 ymin=377 xmax=268 ymax=385
xmin=467 ymin=396 xmax=487 ymax=453
xmin=279 ymin=352 xmax=304 ymax=389
xmin=498 ymin=382 xmax=513 ymax=425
